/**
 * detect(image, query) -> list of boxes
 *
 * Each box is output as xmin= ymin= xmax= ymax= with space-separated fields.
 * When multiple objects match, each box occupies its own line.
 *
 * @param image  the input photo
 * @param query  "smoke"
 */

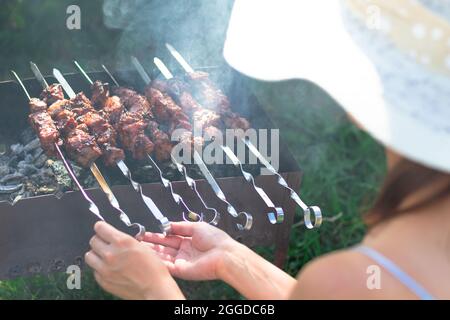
xmin=102 ymin=0 xmax=234 ymax=72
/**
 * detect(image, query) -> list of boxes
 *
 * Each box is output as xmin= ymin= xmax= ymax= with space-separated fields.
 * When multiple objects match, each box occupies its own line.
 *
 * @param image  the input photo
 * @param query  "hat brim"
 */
xmin=223 ymin=0 xmax=450 ymax=173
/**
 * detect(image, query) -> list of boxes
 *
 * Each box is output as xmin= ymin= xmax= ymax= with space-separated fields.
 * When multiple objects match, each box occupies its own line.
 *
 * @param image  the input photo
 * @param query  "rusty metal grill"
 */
xmin=0 ymin=67 xmax=301 ymax=280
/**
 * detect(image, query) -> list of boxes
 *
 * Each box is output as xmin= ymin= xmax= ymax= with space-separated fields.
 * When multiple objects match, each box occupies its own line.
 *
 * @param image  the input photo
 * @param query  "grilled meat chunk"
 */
xmin=145 ymin=86 xmax=189 ymax=123
xmin=102 ymin=96 xmax=124 ymax=129
xmin=65 ymin=128 xmax=102 ymax=168
xmin=146 ymin=121 xmax=172 ymax=161
xmin=69 ymin=94 xmax=124 ymax=166
xmin=91 ymin=81 xmax=110 ymax=108
xmin=47 ymin=99 xmax=78 ymax=134
xmin=184 ymin=72 xmax=250 ymax=131
xmin=46 ymin=98 xmax=102 ymax=167
xmin=112 ymin=87 xmax=152 ymax=117
xmin=40 ymin=84 xmax=64 ymax=105
xmin=28 ymin=98 xmax=61 ymax=156
xmin=118 ymin=112 xmax=154 ymax=160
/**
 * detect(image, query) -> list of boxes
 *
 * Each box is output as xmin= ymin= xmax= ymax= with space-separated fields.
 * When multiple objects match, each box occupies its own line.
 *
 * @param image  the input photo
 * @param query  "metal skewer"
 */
xmin=165 ymin=43 xmax=322 ymax=229
xmin=11 ymin=70 xmax=103 ymax=221
xmin=150 ymin=57 xmax=253 ymax=230
xmin=242 ymin=139 xmax=322 ymax=229
xmin=28 ymin=63 xmax=146 ymax=238
xmin=166 ymin=43 xmax=322 ymax=229
xmin=72 ymin=61 xmax=171 ymax=234
xmin=51 ymin=67 xmax=147 ymax=237
xmin=128 ymin=57 xmax=220 ymax=225
xmin=221 ymin=146 xmax=284 ymax=224
xmin=102 ymin=62 xmax=202 ymax=223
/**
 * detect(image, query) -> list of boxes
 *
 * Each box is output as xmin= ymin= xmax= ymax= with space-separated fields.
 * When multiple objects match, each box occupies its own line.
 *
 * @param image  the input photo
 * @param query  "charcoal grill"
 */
xmin=0 ymin=66 xmax=302 ymax=280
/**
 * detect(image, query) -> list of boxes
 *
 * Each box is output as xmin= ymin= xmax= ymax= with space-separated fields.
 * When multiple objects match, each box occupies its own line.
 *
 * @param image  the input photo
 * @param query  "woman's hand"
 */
xmin=143 ymin=221 xmax=239 ymax=281
xmin=85 ymin=221 xmax=184 ymax=300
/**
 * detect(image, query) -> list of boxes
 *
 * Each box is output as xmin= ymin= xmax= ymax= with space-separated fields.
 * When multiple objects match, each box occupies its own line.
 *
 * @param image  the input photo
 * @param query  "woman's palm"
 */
xmin=144 ymin=222 xmax=235 ymax=281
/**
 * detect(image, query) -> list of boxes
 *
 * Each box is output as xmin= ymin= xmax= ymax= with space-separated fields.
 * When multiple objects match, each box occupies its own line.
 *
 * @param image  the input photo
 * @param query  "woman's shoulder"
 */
xmin=290 ymin=248 xmax=378 ymax=299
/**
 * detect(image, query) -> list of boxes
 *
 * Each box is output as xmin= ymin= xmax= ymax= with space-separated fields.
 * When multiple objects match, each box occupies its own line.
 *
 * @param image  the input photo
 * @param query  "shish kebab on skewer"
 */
xmin=48 ymin=65 xmax=171 ymax=234
xmin=129 ymin=57 xmax=253 ymax=231
xmin=150 ymin=57 xmax=284 ymax=225
xmin=73 ymin=61 xmax=204 ymax=225
xmin=28 ymin=63 xmax=146 ymax=237
xmin=71 ymin=62 xmax=202 ymax=224
xmin=165 ymin=43 xmax=323 ymax=229
xmin=11 ymin=70 xmax=103 ymax=221
xmin=124 ymin=59 xmax=221 ymax=226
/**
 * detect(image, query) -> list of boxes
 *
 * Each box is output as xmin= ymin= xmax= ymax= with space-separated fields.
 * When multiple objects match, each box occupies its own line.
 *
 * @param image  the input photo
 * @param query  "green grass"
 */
xmin=0 ymin=78 xmax=386 ymax=300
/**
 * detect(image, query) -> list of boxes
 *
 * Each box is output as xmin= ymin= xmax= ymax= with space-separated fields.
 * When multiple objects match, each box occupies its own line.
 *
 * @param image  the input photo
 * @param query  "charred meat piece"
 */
xmin=145 ymin=86 xmax=189 ymax=123
xmin=28 ymin=98 xmax=61 ymax=156
xmin=151 ymin=79 xmax=201 ymax=116
xmin=65 ymin=128 xmax=102 ymax=168
xmin=112 ymin=87 xmax=152 ymax=117
xmin=146 ymin=121 xmax=173 ymax=161
xmin=47 ymin=99 xmax=78 ymax=135
xmin=184 ymin=71 xmax=231 ymax=113
xmin=102 ymin=146 xmax=125 ymax=166
xmin=118 ymin=112 xmax=154 ymax=160
xmin=102 ymin=96 xmax=124 ymax=129
xmin=91 ymin=81 xmax=110 ymax=109
xmin=192 ymin=109 xmax=223 ymax=130
xmin=184 ymin=72 xmax=251 ymax=131
xmin=70 ymin=96 xmax=125 ymax=166
xmin=69 ymin=93 xmax=95 ymax=117
xmin=46 ymin=98 xmax=102 ymax=167
xmin=40 ymin=84 xmax=64 ymax=105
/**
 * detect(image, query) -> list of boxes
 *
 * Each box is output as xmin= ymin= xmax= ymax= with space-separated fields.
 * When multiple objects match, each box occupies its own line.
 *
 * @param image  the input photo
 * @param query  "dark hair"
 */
xmin=365 ymin=159 xmax=450 ymax=226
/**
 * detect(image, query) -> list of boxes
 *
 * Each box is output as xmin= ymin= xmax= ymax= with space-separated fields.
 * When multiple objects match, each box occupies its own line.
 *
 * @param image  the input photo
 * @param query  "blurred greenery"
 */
xmin=0 ymin=0 xmax=386 ymax=299
xmin=0 ymin=0 xmax=120 ymax=80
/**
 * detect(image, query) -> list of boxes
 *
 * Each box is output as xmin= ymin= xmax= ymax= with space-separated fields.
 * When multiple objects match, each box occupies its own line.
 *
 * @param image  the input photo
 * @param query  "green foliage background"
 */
xmin=0 ymin=0 xmax=386 ymax=299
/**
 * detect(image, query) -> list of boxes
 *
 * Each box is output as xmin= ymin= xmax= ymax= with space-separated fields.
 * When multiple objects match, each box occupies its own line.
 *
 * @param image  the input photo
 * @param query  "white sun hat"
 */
xmin=223 ymin=0 xmax=450 ymax=173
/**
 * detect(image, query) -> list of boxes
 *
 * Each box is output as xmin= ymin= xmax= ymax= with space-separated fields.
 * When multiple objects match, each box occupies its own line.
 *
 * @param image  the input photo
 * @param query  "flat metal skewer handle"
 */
xmin=171 ymin=155 xmax=220 ymax=225
xmin=221 ymin=145 xmax=284 ymax=224
xmin=11 ymin=70 xmax=103 ymax=221
xmin=243 ymin=138 xmax=322 ymax=229
xmin=193 ymin=151 xmax=253 ymax=230
xmin=73 ymin=61 xmax=171 ymax=234
xmin=49 ymin=67 xmax=145 ymax=238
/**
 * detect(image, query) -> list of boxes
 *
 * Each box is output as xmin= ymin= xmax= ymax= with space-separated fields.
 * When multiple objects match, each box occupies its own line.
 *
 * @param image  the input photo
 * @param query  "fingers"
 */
xmin=169 ymin=221 xmax=198 ymax=237
xmin=94 ymin=221 xmax=129 ymax=244
xmin=144 ymin=232 xmax=183 ymax=249
xmin=89 ymin=235 xmax=110 ymax=259
xmin=85 ymin=250 xmax=104 ymax=271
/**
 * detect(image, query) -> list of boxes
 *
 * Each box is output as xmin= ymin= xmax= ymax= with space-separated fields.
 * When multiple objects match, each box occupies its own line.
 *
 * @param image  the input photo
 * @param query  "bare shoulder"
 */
xmin=289 ymin=249 xmax=380 ymax=299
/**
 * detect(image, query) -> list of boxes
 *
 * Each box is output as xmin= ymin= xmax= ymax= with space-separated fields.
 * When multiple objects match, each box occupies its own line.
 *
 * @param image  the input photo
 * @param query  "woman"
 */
xmin=85 ymin=0 xmax=450 ymax=299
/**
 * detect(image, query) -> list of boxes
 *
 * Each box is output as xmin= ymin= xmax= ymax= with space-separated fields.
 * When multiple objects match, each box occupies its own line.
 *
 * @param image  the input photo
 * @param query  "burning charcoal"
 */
xmin=0 ymin=165 xmax=10 ymax=177
xmin=0 ymin=184 xmax=23 ymax=194
xmin=34 ymin=153 xmax=48 ymax=168
xmin=1 ymin=185 xmax=21 ymax=195
xmin=10 ymin=143 xmax=24 ymax=155
xmin=20 ymin=128 xmax=35 ymax=145
xmin=33 ymin=147 xmax=44 ymax=160
xmin=24 ymin=154 xmax=35 ymax=164
xmin=23 ymin=138 xmax=41 ymax=153
xmin=7 ymin=155 xmax=19 ymax=167
xmin=0 ymin=172 xmax=25 ymax=184
xmin=17 ymin=162 xmax=38 ymax=176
